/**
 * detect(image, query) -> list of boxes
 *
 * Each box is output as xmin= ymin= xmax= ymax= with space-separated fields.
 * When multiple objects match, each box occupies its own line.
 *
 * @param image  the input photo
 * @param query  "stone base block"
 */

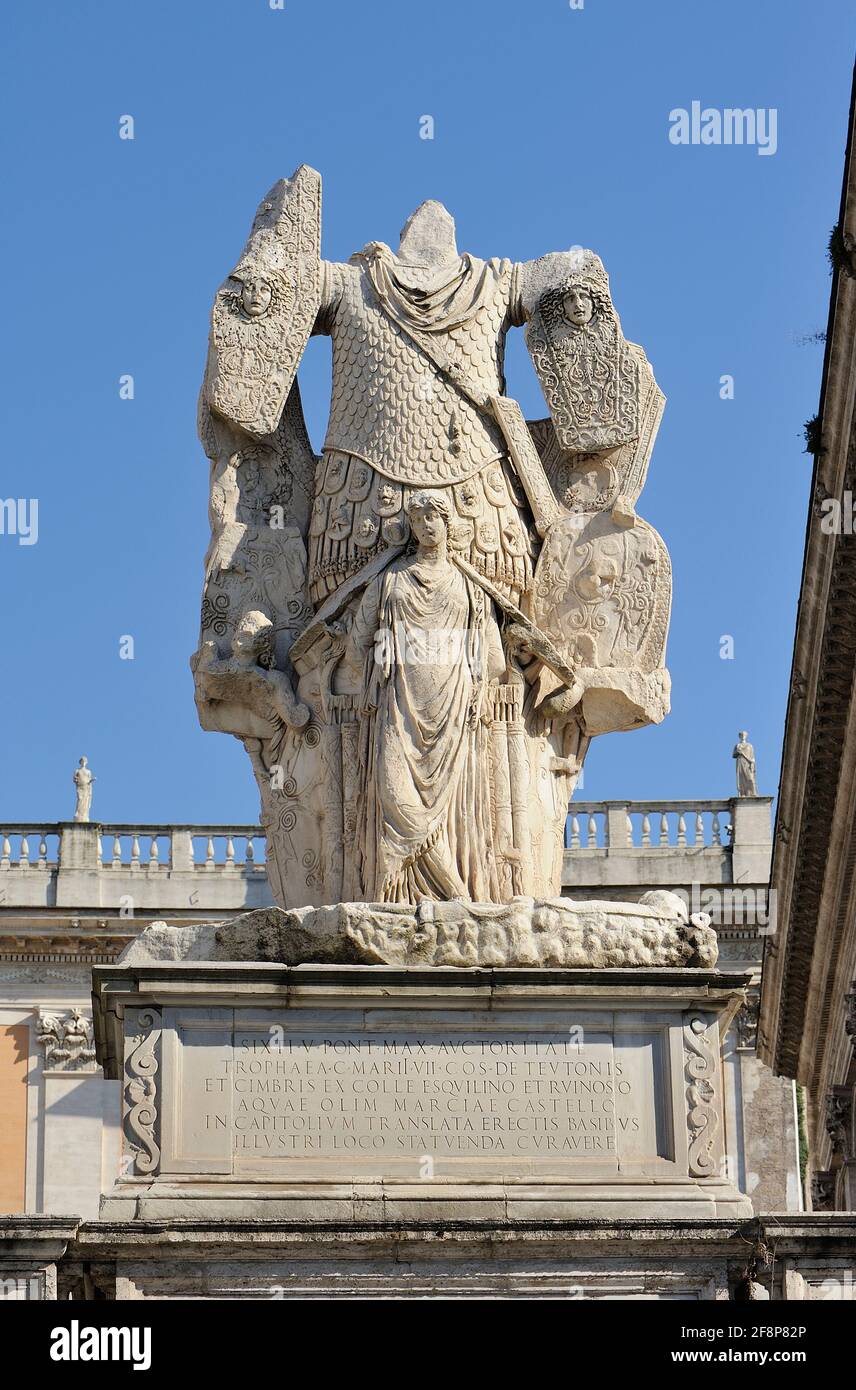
xmin=93 ymin=959 xmax=751 ymax=1223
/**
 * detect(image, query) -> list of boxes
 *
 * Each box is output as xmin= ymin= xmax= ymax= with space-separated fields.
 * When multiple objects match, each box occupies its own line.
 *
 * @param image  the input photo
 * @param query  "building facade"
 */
xmin=759 ymin=69 xmax=856 ymax=1219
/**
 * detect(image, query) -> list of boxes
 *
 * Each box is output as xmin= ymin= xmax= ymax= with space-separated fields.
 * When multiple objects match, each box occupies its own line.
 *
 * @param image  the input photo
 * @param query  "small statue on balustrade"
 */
xmin=733 ymin=731 xmax=758 ymax=797
xmin=72 ymin=756 xmax=95 ymax=823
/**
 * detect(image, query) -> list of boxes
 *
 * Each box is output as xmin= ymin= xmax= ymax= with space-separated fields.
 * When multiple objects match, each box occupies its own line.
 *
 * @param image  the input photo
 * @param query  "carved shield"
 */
xmin=528 ymin=347 xmax=665 ymax=513
xmin=525 ymin=271 xmax=641 ymax=454
xmin=531 ymin=510 xmax=671 ymax=675
xmin=203 ymin=165 xmax=322 ymax=437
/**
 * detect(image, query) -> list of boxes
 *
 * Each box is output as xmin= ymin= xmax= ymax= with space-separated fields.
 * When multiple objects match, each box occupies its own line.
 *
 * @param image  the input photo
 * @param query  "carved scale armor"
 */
xmin=308 ymin=257 xmax=534 ymax=608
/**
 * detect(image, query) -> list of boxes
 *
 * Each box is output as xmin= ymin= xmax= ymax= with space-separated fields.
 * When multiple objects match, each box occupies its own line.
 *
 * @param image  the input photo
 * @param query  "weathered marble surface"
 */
xmin=72 ymin=757 xmax=95 ymax=822
xmin=121 ymin=890 xmax=716 ymax=969
xmin=193 ymin=168 xmax=672 ymax=911
xmin=733 ymin=731 xmax=758 ymax=797
xmin=9 ymin=1212 xmax=856 ymax=1299
xmin=92 ymin=960 xmax=748 ymax=1221
xmin=50 ymin=1218 xmax=856 ymax=1301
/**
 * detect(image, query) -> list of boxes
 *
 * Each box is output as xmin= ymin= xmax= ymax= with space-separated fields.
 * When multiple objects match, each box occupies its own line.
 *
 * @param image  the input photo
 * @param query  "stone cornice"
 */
xmin=762 ymin=72 xmax=856 ymax=1082
xmin=62 ymin=1214 xmax=856 ymax=1261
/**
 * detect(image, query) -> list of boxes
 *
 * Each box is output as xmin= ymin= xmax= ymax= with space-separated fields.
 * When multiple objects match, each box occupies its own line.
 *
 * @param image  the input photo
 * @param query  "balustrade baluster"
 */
xmin=677 ymin=815 xmax=687 ymax=846
xmin=642 ymin=815 xmax=651 ymax=847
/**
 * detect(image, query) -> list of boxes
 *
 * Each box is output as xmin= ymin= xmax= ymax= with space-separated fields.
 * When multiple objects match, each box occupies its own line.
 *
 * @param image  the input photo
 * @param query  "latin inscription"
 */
xmin=201 ymin=1033 xmax=644 ymax=1159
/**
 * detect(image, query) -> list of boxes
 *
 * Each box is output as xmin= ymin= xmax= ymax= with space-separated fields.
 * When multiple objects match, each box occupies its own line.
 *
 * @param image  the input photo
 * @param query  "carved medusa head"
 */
xmin=541 ymin=273 xmax=615 ymax=337
xmin=225 ymin=263 xmax=287 ymax=320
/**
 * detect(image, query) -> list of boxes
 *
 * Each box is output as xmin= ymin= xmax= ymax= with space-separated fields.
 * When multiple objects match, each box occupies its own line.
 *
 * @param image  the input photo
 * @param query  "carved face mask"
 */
xmin=241 ymin=278 xmax=273 ymax=318
xmin=562 ymin=286 xmax=594 ymax=327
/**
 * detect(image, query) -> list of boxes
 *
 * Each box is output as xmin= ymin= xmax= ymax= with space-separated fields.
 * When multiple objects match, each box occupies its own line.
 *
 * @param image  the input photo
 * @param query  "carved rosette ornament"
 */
xmin=684 ymin=1014 xmax=720 ymax=1177
xmin=124 ymin=1008 xmax=162 ymax=1175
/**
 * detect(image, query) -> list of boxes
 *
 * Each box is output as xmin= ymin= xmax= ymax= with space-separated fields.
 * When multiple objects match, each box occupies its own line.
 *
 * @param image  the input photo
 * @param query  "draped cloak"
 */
xmin=349 ymin=552 xmax=501 ymax=904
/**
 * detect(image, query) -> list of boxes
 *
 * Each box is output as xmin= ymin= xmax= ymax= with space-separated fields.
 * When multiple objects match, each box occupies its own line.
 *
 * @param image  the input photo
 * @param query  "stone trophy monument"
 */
xmin=92 ymin=169 xmax=750 ymax=1267
xmin=189 ymin=166 xmax=672 ymax=913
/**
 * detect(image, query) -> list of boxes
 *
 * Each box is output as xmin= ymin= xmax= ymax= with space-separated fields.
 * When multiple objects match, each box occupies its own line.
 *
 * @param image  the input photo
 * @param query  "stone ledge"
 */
xmin=97 ymin=1175 xmax=752 ymax=1224
xmin=118 ymin=892 xmax=718 ymax=971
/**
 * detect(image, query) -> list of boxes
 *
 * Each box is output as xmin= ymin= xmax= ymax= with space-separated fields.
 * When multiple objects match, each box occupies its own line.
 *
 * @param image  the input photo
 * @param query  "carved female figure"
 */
xmin=72 ymin=756 xmax=95 ymax=822
xmin=733 ymin=731 xmax=758 ymax=797
xmin=347 ymin=491 xmax=504 ymax=903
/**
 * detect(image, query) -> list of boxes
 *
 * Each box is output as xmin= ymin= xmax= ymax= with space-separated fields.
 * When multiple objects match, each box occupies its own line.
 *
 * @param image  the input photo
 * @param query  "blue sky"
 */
xmin=0 ymin=0 xmax=851 ymax=826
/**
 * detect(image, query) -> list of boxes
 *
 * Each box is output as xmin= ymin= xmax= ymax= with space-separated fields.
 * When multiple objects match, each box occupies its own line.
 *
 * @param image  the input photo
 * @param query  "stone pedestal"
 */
xmin=93 ymin=961 xmax=751 ymax=1222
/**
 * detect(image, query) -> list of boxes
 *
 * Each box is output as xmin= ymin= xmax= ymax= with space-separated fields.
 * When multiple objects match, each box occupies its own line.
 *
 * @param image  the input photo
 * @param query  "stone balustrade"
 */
xmin=0 ymin=822 xmax=271 ymax=929
xmin=0 ymin=823 xmax=266 ymax=872
xmin=0 ymin=798 xmax=773 ymax=930
xmin=562 ymin=796 xmax=773 ymax=902
xmin=565 ymin=800 xmax=732 ymax=851
xmin=0 ymin=827 xmax=60 ymax=870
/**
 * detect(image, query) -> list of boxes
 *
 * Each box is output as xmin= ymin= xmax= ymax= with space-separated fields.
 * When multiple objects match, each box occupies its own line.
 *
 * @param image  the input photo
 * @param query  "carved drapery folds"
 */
xmin=684 ymin=1014 xmax=720 ymax=1177
xmin=193 ymin=170 xmax=672 ymax=913
xmin=35 ymin=1008 xmax=97 ymax=1071
xmin=124 ymin=1008 xmax=162 ymax=1176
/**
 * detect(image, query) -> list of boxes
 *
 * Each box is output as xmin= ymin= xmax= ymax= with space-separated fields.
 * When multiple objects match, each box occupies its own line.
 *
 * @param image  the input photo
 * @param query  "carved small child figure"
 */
xmin=194 ymin=611 xmax=310 ymax=730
